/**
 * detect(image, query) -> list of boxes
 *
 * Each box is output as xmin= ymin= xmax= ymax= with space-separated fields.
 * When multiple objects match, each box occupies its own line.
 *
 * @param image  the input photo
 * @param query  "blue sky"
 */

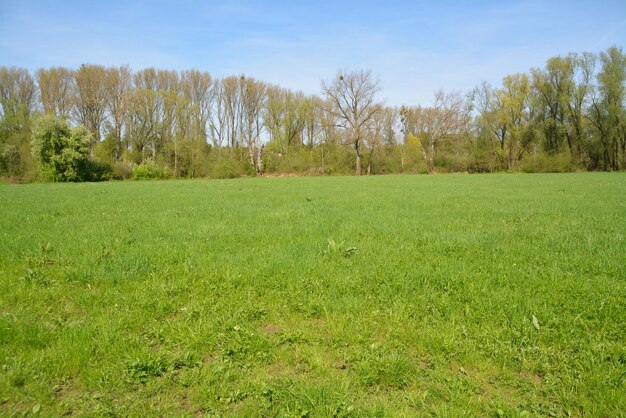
xmin=1 ymin=0 xmax=625 ymax=106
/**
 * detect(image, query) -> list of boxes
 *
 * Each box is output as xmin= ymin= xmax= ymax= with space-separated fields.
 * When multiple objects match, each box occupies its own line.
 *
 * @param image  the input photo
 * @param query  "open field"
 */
xmin=0 ymin=173 xmax=625 ymax=416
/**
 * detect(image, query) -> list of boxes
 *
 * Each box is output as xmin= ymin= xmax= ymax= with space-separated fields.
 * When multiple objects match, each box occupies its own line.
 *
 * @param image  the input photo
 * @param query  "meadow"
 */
xmin=0 ymin=173 xmax=624 ymax=417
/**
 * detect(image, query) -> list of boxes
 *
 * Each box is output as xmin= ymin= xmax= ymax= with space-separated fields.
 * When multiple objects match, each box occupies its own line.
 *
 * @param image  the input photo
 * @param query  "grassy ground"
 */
xmin=0 ymin=173 xmax=624 ymax=417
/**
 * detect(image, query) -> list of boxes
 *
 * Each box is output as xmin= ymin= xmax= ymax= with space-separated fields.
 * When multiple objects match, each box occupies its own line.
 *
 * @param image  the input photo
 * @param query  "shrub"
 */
xmin=208 ymin=155 xmax=246 ymax=179
xmin=31 ymin=115 xmax=92 ymax=182
xmin=111 ymin=161 xmax=135 ymax=180
xmin=84 ymin=161 xmax=113 ymax=181
xmin=132 ymin=162 xmax=170 ymax=180
xmin=520 ymin=151 xmax=579 ymax=173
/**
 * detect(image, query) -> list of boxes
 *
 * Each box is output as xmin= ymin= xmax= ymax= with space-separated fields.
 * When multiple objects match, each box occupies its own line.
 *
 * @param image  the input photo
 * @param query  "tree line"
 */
xmin=0 ymin=46 xmax=624 ymax=181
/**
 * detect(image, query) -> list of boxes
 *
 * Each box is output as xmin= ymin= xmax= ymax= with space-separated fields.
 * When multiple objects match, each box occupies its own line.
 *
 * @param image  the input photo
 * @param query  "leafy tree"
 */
xmin=0 ymin=66 xmax=37 ymax=178
xmin=588 ymin=46 xmax=626 ymax=170
xmin=31 ymin=115 xmax=92 ymax=181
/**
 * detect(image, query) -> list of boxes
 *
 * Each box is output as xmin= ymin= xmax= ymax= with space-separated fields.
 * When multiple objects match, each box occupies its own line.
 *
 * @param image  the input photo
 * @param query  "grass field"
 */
xmin=0 ymin=173 xmax=625 ymax=417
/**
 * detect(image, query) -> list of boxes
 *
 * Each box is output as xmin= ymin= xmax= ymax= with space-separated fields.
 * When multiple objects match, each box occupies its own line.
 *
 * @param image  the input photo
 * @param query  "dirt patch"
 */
xmin=180 ymin=396 xmax=205 ymax=418
xmin=260 ymin=323 xmax=284 ymax=336
xmin=521 ymin=371 xmax=543 ymax=386
xmin=418 ymin=358 xmax=432 ymax=369
xmin=202 ymin=354 xmax=216 ymax=365
xmin=264 ymin=361 xmax=297 ymax=378
xmin=334 ymin=360 xmax=348 ymax=370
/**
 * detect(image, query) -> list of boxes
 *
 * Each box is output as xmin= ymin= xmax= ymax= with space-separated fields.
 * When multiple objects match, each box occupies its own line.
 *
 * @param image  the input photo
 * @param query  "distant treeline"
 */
xmin=1 ymin=46 xmax=624 ymax=181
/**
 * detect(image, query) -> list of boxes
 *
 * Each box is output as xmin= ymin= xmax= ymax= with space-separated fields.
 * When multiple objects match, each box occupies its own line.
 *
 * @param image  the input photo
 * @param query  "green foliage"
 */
xmin=95 ymin=132 xmax=120 ymax=163
xmin=520 ymin=151 xmax=577 ymax=173
xmin=132 ymin=161 xmax=170 ymax=180
xmin=3 ymin=47 xmax=626 ymax=184
xmin=206 ymin=150 xmax=246 ymax=179
xmin=0 ymin=144 xmax=20 ymax=176
xmin=0 ymin=99 xmax=35 ymax=180
xmin=111 ymin=160 xmax=135 ymax=180
xmin=30 ymin=115 xmax=93 ymax=182
xmin=264 ymin=145 xmax=335 ymax=176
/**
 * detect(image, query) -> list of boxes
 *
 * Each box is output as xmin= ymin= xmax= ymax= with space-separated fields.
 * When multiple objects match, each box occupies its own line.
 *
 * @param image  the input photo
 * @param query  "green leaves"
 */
xmin=31 ymin=115 xmax=93 ymax=182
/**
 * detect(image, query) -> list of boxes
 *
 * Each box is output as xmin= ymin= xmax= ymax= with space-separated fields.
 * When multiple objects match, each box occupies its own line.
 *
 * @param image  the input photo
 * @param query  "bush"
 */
xmin=210 ymin=158 xmax=246 ymax=179
xmin=111 ymin=161 xmax=134 ymax=180
xmin=31 ymin=115 xmax=93 ymax=182
xmin=520 ymin=151 xmax=578 ymax=173
xmin=84 ymin=161 xmax=113 ymax=181
xmin=132 ymin=162 xmax=170 ymax=180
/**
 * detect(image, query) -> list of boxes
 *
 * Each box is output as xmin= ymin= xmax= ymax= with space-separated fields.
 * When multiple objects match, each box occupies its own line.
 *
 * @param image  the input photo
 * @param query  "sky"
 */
xmin=1 ymin=0 xmax=625 ymax=106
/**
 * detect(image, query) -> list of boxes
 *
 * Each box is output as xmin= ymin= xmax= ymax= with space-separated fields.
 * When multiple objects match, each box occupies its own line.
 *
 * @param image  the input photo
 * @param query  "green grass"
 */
xmin=1 ymin=173 xmax=625 ymax=417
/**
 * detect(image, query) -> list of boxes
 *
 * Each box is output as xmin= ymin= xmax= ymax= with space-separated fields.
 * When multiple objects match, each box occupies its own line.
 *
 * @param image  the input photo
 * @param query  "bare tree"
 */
xmin=0 ymin=66 xmax=36 ymax=123
xmin=264 ymin=85 xmax=286 ymax=148
xmin=222 ymin=75 xmax=242 ymax=148
xmin=303 ymin=95 xmax=323 ymax=149
xmin=363 ymin=103 xmax=385 ymax=174
xmin=422 ymin=90 xmax=468 ymax=172
xmin=240 ymin=76 xmax=266 ymax=175
xmin=36 ymin=67 xmax=74 ymax=119
xmin=322 ymin=69 xmax=381 ymax=175
xmin=158 ymin=70 xmax=180 ymax=169
xmin=73 ymin=64 xmax=107 ymax=142
xmin=283 ymin=90 xmax=307 ymax=148
xmin=103 ymin=65 xmax=131 ymax=160
xmin=208 ymin=79 xmax=227 ymax=147
xmin=127 ymin=68 xmax=161 ymax=163
xmin=180 ymin=69 xmax=213 ymax=141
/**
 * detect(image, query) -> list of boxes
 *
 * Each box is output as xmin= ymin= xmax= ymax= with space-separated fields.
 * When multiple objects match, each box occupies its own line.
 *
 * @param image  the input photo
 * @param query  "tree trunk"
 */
xmin=419 ymin=143 xmax=428 ymax=172
xmin=256 ymin=144 xmax=263 ymax=176
xmin=248 ymin=145 xmax=256 ymax=174
xmin=174 ymin=139 xmax=178 ymax=177
xmin=115 ymin=124 xmax=123 ymax=161
xmin=355 ymin=140 xmax=361 ymax=175
xmin=427 ymin=140 xmax=435 ymax=173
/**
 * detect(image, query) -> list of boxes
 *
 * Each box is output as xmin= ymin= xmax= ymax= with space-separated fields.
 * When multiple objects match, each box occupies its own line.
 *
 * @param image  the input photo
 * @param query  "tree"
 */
xmin=31 ymin=115 xmax=92 ymax=181
xmin=322 ymin=69 xmax=381 ymax=175
xmin=73 ymin=64 xmax=107 ymax=143
xmin=239 ymin=76 xmax=266 ymax=175
xmin=0 ymin=67 xmax=37 ymax=177
xmin=208 ymin=79 xmax=227 ymax=147
xmin=222 ymin=75 xmax=243 ymax=148
xmin=567 ymin=53 xmax=595 ymax=163
xmin=0 ymin=66 xmax=36 ymax=124
xmin=532 ymin=56 xmax=574 ymax=153
xmin=587 ymin=46 xmax=626 ymax=170
xmin=264 ymin=85 xmax=286 ymax=148
xmin=126 ymin=68 xmax=161 ymax=163
xmin=363 ymin=103 xmax=385 ymax=174
xmin=474 ymin=75 xmax=533 ymax=170
xmin=36 ymin=67 xmax=74 ymax=119
xmin=401 ymin=91 xmax=468 ymax=172
xmin=302 ymin=95 xmax=322 ymax=149
xmin=103 ymin=65 xmax=131 ymax=160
